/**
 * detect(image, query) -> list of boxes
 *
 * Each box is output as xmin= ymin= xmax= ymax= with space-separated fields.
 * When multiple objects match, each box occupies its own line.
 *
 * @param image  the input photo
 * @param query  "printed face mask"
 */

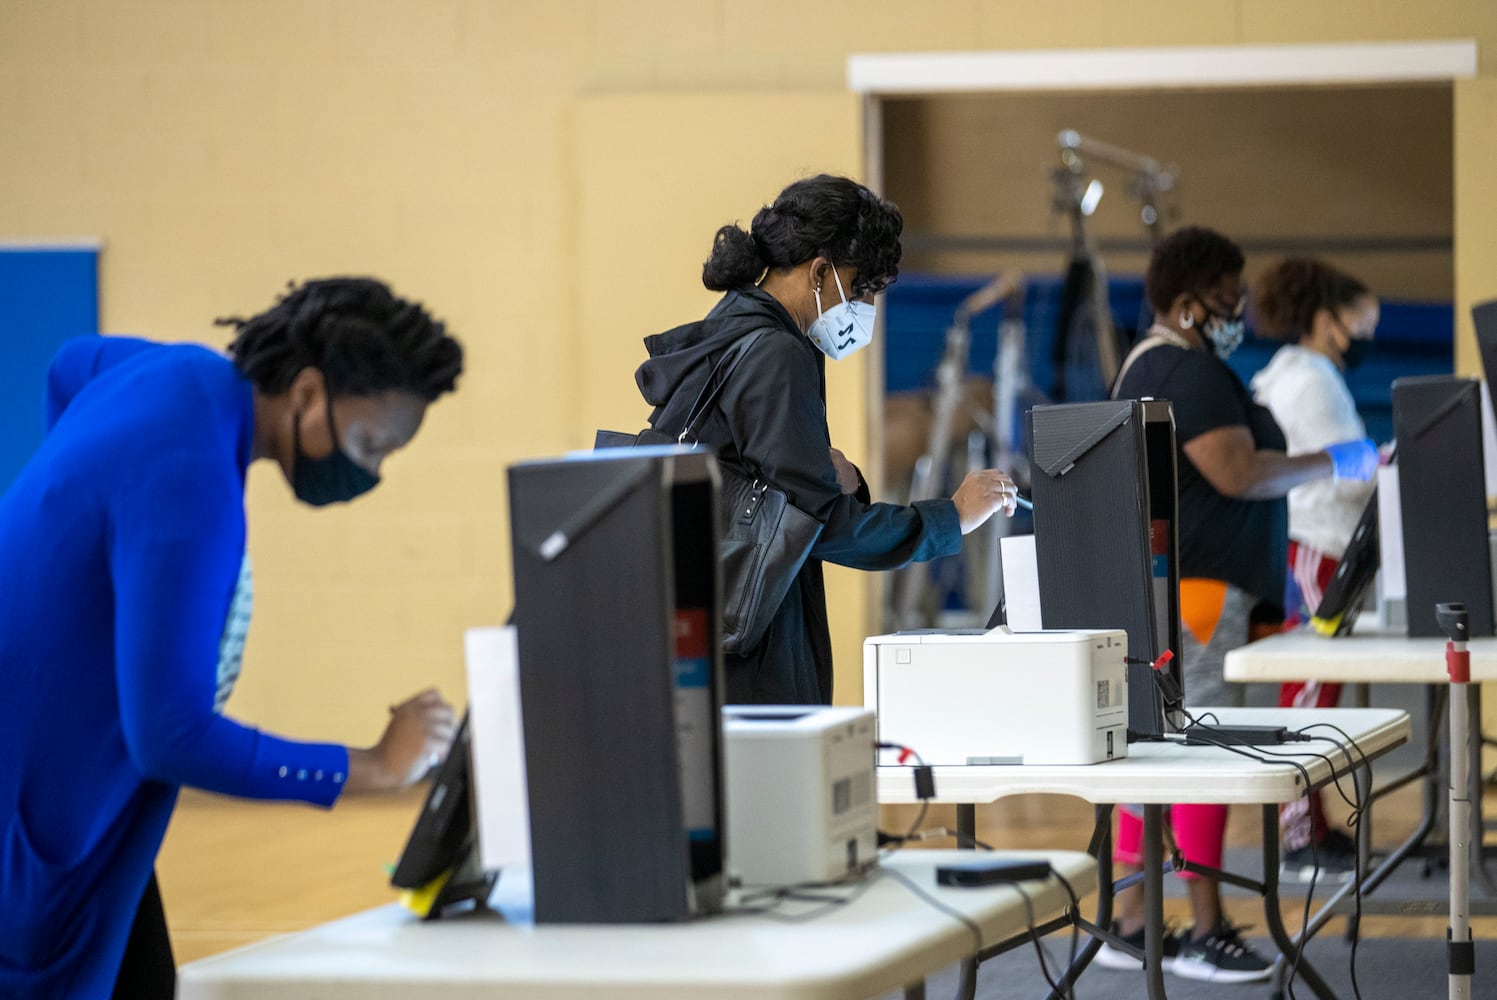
xmin=806 ymin=264 xmax=876 ymax=361
xmin=1197 ymin=295 xmax=1246 ymax=360
xmin=292 ymin=395 xmax=380 ymax=506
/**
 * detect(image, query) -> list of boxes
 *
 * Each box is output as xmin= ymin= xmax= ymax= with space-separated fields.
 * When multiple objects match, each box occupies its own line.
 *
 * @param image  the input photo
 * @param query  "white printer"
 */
xmin=722 ymin=705 xmax=878 ymax=886
xmin=864 ymin=626 xmax=1128 ymax=766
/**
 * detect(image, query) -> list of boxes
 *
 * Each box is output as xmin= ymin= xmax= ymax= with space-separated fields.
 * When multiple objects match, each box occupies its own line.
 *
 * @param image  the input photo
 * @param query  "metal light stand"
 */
xmin=1048 ymin=131 xmax=1177 ymax=398
xmin=1437 ymin=601 xmax=1477 ymax=999
xmin=891 ymin=272 xmax=1023 ymax=629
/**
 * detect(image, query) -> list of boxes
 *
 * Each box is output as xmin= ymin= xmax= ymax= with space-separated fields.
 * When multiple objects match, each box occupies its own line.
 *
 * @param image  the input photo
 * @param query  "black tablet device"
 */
xmin=390 ymin=710 xmax=474 ymax=890
xmin=1308 ymin=485 xmax=1382 ymax=636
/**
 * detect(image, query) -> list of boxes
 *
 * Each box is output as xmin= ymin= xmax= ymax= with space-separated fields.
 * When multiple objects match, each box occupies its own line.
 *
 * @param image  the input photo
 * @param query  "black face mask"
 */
xmin=1340 ymin=337 xmax=1372 ymax=372
xmin=292 ymin=396 xmax=380 ymax=506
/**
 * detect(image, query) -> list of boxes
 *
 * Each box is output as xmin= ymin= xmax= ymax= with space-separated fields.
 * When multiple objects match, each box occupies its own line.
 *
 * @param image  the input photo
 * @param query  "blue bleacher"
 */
xmin=883 ymin=272 xmax=1453 ymax=446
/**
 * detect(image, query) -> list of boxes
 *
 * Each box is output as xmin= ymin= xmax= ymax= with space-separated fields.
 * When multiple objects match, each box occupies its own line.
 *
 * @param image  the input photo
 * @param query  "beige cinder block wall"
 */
xmin=2 ymin=1 xmax=1494 ymax=738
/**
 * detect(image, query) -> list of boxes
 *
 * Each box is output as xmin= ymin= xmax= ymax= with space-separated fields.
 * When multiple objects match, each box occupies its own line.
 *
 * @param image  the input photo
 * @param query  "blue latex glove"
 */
xmin=1324 ymin=438 xmax=1378 ymax=481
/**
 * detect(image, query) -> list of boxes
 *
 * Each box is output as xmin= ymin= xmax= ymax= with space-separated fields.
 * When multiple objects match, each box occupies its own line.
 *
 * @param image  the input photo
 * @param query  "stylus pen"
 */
xmin=1015 ymin=495 xmax=1033 ymax=511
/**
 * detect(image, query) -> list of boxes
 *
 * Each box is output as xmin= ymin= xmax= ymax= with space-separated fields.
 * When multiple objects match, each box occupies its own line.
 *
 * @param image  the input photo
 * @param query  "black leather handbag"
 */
xmin=596 ymin=330 xmax=823 ymax=654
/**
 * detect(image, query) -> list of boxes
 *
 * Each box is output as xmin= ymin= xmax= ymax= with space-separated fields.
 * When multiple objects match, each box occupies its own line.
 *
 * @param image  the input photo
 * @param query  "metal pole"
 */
xmin=1437 ymin=602 xmax=1475 ymax=1000
xmin=892 ymin=274 xmax=1020 ymax=629
xmin=1143 ymin=804 xmax=1167 ymax=1000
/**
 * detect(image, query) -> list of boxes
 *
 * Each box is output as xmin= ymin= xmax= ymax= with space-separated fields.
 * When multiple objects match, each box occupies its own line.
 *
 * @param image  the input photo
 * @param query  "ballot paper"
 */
xmin=1000 ymin=533 xmax=1042 ymax=630
xmin=463 ymin=626 xmax=531 ymax=872
xmin=1375 ymin=466 xmax=1406 ymax=630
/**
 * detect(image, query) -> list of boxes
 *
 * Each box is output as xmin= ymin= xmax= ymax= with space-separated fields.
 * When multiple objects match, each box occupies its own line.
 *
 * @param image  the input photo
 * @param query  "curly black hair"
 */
xmin=1144 ymin=226 xmax=1245 ymax=316
xmin=701 ymin=174 xmax=903 ymax=298
xmin=1253 ymin=258 xmax=1371 ymax=342
xmin=219 ymin=278 xmax=463 ymax=402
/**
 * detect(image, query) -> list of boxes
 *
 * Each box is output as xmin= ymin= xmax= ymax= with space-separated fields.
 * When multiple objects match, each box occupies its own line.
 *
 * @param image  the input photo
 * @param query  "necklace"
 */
xmin=1147 ymin=323 xmax=1195 ymax=350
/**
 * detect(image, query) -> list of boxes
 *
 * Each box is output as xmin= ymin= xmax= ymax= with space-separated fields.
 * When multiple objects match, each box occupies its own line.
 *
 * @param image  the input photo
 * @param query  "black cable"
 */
xmin=1050 ymin=869 xmax=1083 ymax=1000
xmin=876 ymin=741 xmax=935 ymax=851
xmin=1168 ymin=725 xmax=1319 ymax=997
xmin=1175 ymin=711 xmax=1372 ymax=1000
xmin=938 ymin=828 xmax=1080 ymax=1000
xmin=901 ymin=800 xmax=931 ymax=849
xmin=877 ymin=864 xmax=988 ymax=966
xmin=724 ymin=872 xmax=879 ymax=923
xmin=1296 ymin=726 xmax=1372 ymax=1000
xmin=1007 ymin=880 xmax=1069 ymax=998
xmin=1246 ymin=744 xmax=1362 ymax=815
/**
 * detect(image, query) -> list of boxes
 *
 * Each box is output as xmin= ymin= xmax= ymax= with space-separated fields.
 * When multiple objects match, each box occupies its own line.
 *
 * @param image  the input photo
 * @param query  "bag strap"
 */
xmin=675 ymin=328 xmax=769 ymax=445
xmin=1110 ymin=332 xmax=1183 ymax=399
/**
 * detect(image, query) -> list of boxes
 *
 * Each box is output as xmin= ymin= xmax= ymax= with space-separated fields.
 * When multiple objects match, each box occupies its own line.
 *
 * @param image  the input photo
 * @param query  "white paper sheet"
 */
xmin=1000 ymin=533 xmax=1042 ymax=630
xmin=463 ymin=626 xmax=531 ymax=872
xmin=1482 ymin=381 xmax=1497 ymax=499
xmin=1376 ymin=465 xmax=1406 ymax=600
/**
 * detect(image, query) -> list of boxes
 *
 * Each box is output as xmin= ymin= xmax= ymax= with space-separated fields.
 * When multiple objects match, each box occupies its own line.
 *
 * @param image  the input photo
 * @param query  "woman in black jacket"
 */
xmin=633 ymin=174 xmax=1017 ymax=705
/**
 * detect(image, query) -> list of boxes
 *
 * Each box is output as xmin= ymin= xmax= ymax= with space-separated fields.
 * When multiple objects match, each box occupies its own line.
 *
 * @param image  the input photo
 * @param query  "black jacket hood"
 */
xmin=635 ymin=287 xmax=803 ymax=407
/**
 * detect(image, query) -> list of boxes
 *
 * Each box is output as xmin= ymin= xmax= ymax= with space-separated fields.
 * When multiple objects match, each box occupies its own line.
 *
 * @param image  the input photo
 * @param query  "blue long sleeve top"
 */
xmin=1 ymin=337 xmax=350 ymax=998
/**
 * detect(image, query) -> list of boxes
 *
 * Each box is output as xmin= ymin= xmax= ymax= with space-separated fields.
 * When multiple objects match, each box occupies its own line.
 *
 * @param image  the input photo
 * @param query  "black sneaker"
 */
xmin=1094 ymin=921 xmax=1181 ymax=971
xmin=1170 ymin=920 xmax=1273 ymax=983
xmin=1281 ymin=828 xmax=1358 ymax=884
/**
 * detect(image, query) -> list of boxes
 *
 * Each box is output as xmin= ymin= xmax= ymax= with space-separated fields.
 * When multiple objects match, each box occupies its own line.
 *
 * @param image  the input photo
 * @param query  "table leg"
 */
xmin=956 ymin=804 xmax=978 ymax=1000
xmin=1143 ymin=804 xmax=1168 ymax=1000
xmin=1259 ymin=804 xmax=1339 ymax=1000
xmin=1349 ymin=760 xmax=1372 ymax=941
xmin=1046 ymin=805 xmax=1113 ymax=1000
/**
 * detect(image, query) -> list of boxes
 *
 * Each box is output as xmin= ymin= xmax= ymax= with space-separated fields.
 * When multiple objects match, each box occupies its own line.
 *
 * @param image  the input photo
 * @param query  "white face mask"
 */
xmin=806 ymin=264 xmax=876 ymax=361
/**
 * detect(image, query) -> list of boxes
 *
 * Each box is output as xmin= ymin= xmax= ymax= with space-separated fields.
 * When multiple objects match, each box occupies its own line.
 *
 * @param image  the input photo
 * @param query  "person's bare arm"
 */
xmin=1182 ymin=425 xmax=1333 ymax=500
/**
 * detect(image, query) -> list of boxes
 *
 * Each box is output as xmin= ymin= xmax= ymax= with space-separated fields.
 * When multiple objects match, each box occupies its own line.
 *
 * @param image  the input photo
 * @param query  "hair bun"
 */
xmin=701 ymin=224 xmax=765 ymax=292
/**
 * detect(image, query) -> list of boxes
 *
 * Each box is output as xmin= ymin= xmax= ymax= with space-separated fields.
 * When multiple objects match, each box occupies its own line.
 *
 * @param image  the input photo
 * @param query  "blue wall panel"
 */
xmin=0 ymin=247 xmax=100 ymax=494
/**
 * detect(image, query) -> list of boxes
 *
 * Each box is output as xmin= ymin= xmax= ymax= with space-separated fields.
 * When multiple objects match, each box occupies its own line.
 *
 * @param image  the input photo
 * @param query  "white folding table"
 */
xmin=176 ymin=848 xmax=1096 ymax=1000
xmin=1226 ymin=629 xmax=1497 ymax=911
xmin=877 ymin=707 xmax=1411 ymax=1000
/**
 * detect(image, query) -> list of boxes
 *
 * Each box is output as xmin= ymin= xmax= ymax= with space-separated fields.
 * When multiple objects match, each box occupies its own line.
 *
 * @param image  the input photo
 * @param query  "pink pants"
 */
xmin=1114 ymin=577 xmax=1278 ymax=878
xmin=1116 ymin=803 xmax=1229 ymax=878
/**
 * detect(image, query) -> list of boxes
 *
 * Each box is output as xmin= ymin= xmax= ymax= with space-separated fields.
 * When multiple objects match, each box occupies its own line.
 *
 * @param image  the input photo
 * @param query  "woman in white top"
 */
xmin=1250 ymin=257 xmax=1380 ymax=878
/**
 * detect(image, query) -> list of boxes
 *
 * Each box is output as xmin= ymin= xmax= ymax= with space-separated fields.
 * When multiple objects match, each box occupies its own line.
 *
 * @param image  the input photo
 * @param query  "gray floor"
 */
xmin=884 ymin=933 xmax=1495 ymax=1000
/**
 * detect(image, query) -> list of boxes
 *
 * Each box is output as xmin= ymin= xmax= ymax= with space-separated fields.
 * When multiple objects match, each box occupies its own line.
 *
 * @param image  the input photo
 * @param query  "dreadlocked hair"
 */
xmin=1253 ymin=258 xmax=1370 ymax=342
xmin=1145 ymin=225 xmax=1245 ymax=316
xmin=220 ymin=277 xmax=463 ymax=401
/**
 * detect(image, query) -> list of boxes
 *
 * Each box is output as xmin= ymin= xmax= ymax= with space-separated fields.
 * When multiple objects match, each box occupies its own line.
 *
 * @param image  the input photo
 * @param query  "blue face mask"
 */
xmin=292 ymin=395 xmax=380 ymax=506
xmin=806 ymin=264 xmax=876 ymax=361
